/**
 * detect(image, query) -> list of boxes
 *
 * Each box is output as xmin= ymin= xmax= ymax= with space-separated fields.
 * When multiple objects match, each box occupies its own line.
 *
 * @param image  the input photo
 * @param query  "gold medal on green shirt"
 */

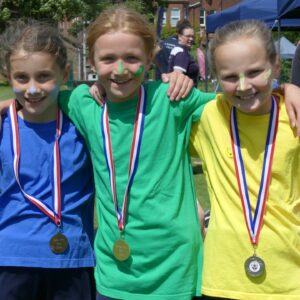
xmin=113 ymin=239 xmax=131 ymax=261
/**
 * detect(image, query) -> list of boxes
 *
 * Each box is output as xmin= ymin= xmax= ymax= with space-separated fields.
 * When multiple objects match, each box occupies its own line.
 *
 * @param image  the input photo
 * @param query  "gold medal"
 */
xmin=113 ymin=239 xmax=130 ymax=261
xmin=50 ymin=232 xmax=69 ymax=254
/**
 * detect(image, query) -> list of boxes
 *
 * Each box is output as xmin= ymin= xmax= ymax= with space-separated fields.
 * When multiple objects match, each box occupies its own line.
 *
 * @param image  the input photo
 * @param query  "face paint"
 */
xmin=262 ymin=69 xmax=272 ymax=83
xmin=118 ymin=61 xmax=124 ymax=74
xmin=134 ymin=65 xmax=144 ymax=78
xmin=28 ymin=84 xmax=38 ymax=94
xmin=239 ymin=73 xmax=246 ymax=90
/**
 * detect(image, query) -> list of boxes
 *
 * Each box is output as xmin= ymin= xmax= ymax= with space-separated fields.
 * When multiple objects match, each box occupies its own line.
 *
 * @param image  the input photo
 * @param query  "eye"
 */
xmin=100 ymin=56 xmax=115 ymax=63
xmin=248 ymin=69 xmax=264 ymax=78
xmin=37 ymin=72 xmax=52 ymax=83
xmin=221 ymin=75 xmax=238 ymax=82
xmin=125 ymin=56 xmax=139 ymax=63
xmin=13 ymin=73 xmax=29 ymax=83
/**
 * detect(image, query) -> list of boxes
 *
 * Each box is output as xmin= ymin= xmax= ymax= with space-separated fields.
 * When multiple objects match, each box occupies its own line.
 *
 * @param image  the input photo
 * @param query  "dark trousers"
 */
xmin=0 ymin=266 xmax=96 ymax=300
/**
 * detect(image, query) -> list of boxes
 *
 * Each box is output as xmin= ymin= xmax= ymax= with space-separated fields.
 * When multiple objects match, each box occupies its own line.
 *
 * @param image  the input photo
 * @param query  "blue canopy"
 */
xmin=279 ymin=0 xmax=300 ymax=17
xmin=206 ymin=0 xmax=300 ymax=33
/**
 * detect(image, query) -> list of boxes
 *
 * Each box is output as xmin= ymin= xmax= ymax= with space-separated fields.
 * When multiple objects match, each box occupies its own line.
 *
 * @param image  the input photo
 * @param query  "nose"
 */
xmin=114 ymin=61 xmax=129 ymax=75
xmin=237 ymin=74 xmax=250 ymax=91
xmin=26 ymin=82 xmax=41 ymax=95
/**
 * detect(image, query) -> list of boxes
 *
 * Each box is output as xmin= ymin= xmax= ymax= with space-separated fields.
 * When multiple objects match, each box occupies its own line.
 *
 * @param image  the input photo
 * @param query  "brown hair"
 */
xmin=0 ymin=20 xmax=67 ymax=75
xmin=176 ymin=19 xmax=193 ymax=35
xmin=87 ymin=5 xmax=156 ymax=64
xmin=209 ymin=20 xmax=277 ymax=76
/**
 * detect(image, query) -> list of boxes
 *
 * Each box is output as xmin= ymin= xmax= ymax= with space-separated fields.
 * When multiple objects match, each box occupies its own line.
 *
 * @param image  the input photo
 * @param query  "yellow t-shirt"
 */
xmin=190 ymin=93 xmax=300 ymax=300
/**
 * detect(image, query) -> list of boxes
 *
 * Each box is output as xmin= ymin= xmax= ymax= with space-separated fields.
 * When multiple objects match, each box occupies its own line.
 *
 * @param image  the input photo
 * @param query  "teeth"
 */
xmin=239 ymin=95 xmax=254 ymax=100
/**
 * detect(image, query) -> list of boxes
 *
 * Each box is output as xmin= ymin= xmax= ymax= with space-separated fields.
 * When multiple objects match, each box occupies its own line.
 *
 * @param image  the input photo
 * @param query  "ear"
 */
xmin=144 ymin=54 xmax=153 ymax=72
xmin=273 ymin=55 xmax=281 ymax=79
xmin=62 ymin=64 xmax=71 ymax=83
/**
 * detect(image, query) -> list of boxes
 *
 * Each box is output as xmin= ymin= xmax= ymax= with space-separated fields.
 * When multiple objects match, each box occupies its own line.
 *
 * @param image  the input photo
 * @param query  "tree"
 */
xmin=0 ymin=0 xmax=165 ymax=35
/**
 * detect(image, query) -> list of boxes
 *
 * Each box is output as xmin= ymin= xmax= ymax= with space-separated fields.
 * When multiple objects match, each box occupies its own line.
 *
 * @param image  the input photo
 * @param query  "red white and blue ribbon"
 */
xmin=101 ymin=86 xmax=147 ymax=231
xmin=230 ymin=97 xmax=279 ymax=245
xmin=9 ymin=100 xmax=63 ymax=226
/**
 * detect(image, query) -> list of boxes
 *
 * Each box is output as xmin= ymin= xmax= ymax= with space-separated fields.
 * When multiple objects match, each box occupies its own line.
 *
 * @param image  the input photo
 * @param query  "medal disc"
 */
xmin=113 ymin=239 xmax=130 ymax=261
xmin=50 ymin=233 xmax=69 ymax=254
xmin=245 ymin=256 xmax=265 ymax=277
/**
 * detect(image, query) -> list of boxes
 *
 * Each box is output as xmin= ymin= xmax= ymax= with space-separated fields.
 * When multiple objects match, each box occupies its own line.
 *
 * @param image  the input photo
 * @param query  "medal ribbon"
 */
xmin=9 ymin=100 xmax=63 ymax=226
xmin=230 ymin=97 xmax=279 ymax=245
xmin=101 ymin=86 xmax=146 ymax=231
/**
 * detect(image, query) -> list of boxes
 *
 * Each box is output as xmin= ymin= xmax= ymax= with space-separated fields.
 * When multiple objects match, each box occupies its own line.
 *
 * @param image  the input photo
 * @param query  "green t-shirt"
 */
xmin=59 ymin=81 xmax=215 ymax=299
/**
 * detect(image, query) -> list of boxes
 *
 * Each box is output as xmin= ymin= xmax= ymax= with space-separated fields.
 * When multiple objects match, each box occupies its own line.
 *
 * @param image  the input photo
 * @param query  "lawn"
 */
xmin=0 ymin=84 xmax=13 ymax=100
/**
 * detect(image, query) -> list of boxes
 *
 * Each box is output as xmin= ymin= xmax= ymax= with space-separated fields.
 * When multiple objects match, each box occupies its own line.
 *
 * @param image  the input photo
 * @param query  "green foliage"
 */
xmin=160 ymin=26 xmax=176 ymax=40
xmin=279 ymin=58 xmax=292 ymax=83
xmin=0 ymin=0 xmax=158 ymax=35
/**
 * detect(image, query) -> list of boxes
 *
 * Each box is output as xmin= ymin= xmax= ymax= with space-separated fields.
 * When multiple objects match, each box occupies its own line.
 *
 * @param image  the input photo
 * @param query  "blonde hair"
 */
xmin=87 ymin=5 xmax=156 ymax=64
xmin=209 ymin=20 xmax=277 ymax=76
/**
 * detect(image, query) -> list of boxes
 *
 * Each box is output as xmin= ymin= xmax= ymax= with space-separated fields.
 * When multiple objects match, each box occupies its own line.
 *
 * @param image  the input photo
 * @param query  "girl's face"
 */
xmin=92 ymin=31 xmax=152 ymax=102
xmin=215 ymin=37 xmax=280 ymax=115
xmin=9 ymin=51 xmax=68 ymax=122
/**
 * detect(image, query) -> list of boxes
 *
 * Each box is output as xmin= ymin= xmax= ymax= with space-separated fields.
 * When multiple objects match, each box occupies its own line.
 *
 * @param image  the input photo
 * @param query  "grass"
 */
xmin=0 ymin=84 xmax=13 ymax=100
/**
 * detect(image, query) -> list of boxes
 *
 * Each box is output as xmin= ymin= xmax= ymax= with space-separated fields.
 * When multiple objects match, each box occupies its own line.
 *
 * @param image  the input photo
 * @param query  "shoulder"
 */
xmin=170 ymin=46 xmax=184 ymax=56
xmin=144 ymin=80 xmax=169 ymax=97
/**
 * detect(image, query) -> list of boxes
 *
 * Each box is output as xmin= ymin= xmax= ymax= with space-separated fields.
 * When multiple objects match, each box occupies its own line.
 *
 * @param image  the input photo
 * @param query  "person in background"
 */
xmin=167 ymin=19 xmax=199 ymax=86
xmin=291 ymin=41 xmax=300 ymax=87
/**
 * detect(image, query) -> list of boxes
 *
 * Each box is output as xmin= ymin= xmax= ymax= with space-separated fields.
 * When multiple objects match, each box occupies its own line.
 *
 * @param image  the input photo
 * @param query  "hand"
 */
xmin=196 ymin=200 xmax=206 ymax=239
xmin=89 ymin=82 xmax=106 ymax=106
xmin=161 ymin=71 xmax=194 ymax=101
xmin=281 ymin=83 xmax=300 ymax=136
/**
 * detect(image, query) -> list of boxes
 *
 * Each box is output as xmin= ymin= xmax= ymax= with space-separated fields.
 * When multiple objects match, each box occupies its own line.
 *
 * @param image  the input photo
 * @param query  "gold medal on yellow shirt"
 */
xmin=244 ymin=255 xmax=265 ymax=278
xmin=50 ymin=232 xmax=69 ymax=254
xmin=113 ymin=239 xmax=131 ymax=261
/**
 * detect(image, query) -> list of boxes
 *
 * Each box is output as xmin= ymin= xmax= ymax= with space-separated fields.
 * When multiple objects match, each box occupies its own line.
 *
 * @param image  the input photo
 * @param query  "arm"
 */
xmin=278 ymin=83 xmax=300 ymax=136
xmin=291 ymin=45 xmax=300 ymax=88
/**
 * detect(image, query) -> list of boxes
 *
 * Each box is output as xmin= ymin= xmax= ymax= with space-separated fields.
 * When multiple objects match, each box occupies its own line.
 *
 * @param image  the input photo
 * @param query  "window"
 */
xmin=163 ymin=12 xmax=166 ymax=25
xmin=170 ymin=8 xmax=180 ymax=27
xmin=200 ymin=10 xmax=206 ymax=27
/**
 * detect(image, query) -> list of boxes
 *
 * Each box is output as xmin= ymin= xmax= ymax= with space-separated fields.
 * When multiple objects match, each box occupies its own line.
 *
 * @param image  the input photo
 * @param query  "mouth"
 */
xmin=110 ymin=78 xmax=131 ymax=85
xmin=237 ymin=94 xmax=257 ymax=101
xmin=24 ymin=96 xmax=46 ymax=104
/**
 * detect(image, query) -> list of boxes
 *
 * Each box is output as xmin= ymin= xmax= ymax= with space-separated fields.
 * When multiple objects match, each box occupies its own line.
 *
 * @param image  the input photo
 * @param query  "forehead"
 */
xmin=9 ymin=51 xmax=59 ymax=72
xmin=214 ymin=37 xmax=269 ymax=73
xmin=94 ymin=31 xmax=148 ymax=55
xmin=182 ymin=28 xmax=194 ymax=36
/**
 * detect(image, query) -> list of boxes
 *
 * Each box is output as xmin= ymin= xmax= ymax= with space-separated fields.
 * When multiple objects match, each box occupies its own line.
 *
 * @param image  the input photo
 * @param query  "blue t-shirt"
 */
xmin=0 ymin=108 xmax=95 ymax=268
xmin=155 ymin=35 xmax=178 ymax=79
xmin=168 ymin=46 xmax=199 ymax=86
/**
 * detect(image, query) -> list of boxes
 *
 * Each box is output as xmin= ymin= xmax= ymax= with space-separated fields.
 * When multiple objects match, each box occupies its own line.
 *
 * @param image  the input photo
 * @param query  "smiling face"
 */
xmin=215 ymin=37 xmax=279 ymax=115
xmin=92 ymin=31 xmax=152 ymax=102
xmin=9 ymin=51 xmax=68 ymax=122
xmin=178 ymin=28 xmax=195 ymax=49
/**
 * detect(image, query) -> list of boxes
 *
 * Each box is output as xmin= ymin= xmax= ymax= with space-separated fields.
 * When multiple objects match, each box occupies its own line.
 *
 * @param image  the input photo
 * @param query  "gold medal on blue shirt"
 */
xmin=50 ymin=232 xmax=69 ymax=254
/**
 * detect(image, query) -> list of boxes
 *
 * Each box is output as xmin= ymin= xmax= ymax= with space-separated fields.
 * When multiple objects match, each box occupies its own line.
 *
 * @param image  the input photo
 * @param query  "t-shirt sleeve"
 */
xmin=58 ymin=84 xmax=97 ymax=137
xmin=173 ymin=87 xmax=215 ymax=125
xmin=171 ymin=47 xmax=189 ymax=73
